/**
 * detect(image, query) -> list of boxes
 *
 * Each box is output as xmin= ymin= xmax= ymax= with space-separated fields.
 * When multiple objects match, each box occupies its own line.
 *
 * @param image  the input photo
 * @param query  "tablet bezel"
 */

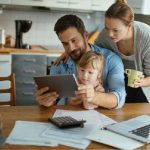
xmin=33 ymin=74 xmax=78 ymax=98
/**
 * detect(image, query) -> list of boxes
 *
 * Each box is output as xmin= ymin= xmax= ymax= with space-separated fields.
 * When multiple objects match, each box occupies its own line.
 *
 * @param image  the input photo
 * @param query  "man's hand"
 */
xmin=95 ymin=83 xmax=105 ymax=92
xmin=35 ymin=86 xmax=59 ymax=107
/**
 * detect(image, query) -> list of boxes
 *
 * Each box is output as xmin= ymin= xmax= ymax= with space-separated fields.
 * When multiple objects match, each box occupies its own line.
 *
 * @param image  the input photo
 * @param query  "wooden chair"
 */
xmin=0 ymin=73 xmax=16 ymax=106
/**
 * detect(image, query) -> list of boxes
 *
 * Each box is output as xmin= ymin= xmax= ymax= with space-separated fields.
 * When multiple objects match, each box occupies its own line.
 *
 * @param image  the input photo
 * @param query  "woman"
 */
xmin=95 ymin=0 xmax=150 ymax=103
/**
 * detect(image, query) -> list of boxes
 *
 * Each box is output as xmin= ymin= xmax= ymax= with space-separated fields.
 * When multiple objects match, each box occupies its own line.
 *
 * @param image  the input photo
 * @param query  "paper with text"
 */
xmin=87 ymin=129 xmax=144 ymax=150
xmin=6 ymin=121 xmax=58 ymax=147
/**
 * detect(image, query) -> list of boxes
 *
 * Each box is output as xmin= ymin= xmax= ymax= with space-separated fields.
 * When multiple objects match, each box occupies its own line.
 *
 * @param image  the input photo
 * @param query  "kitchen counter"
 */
xmin=0 ymin=45 xmax=64 ymax=54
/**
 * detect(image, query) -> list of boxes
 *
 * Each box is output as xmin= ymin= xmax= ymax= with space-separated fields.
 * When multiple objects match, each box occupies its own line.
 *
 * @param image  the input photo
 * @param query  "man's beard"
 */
xmin=70 ymin=39 xmax=87 ymax=63
xmin=70 ymin=49 xmax=85 ymax=63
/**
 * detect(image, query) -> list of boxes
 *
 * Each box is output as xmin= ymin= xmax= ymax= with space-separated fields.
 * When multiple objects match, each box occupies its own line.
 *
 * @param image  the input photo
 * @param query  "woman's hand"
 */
xmin=35 ymin=86 xmax=59 ymax=107
xmin=134 ymin=75 xmax=150 ymax=88
xmin=53 ymin=51 xmax=69 ymax=65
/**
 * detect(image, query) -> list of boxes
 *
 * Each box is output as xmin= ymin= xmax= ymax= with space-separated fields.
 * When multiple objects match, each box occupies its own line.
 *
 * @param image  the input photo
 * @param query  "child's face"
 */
xmin=77 ymin=65 xmax=100 ymax=85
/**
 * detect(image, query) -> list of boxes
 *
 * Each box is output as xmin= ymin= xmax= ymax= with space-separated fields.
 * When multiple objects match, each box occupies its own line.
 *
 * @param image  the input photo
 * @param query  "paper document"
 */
xmin=6 ymin=121 xmax=58 ymax=147
xmin=41 ymin=109 xmax=116 ymax=149
xmin=53 ymin=109 xmax=116 ymax=129
xmin=6 ymin=109 xmax=117 ymax=149
xmin=87 ymin=129 xmax=144 ymax=150
xmin=42 ymin=109 xmax=101 ymax=149
xmin=42 ymin=127 xmax=90 ymax=149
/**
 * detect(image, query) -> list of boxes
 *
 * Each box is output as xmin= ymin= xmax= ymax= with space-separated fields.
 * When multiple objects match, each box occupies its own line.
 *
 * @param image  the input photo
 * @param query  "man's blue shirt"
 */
xmin=50 ymin=44 xmax=126 ymax=109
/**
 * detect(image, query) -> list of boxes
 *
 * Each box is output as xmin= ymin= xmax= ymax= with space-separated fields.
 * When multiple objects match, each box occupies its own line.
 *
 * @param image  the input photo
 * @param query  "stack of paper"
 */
xmin=6 ymin=109 xmax=116 ymax=149
xmin=6 ymin=121 xmax=58 ymax=147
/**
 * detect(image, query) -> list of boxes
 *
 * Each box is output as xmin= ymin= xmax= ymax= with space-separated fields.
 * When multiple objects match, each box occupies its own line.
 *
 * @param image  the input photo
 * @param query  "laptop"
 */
xmin=105 ymin=115 xmax=150 ymax=143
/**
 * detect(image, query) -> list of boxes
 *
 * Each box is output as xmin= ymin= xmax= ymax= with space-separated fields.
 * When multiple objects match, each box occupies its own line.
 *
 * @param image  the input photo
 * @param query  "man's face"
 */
xmin=58 ymin=27 xmax=89 ymax=62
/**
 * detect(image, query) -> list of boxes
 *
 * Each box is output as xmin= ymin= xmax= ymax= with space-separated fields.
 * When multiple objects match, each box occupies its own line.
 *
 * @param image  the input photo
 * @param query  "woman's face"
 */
xmin=105 ymin=17 xmax=130 ymax=43
xmin=77 ymin=64 xmax=100 ymax=86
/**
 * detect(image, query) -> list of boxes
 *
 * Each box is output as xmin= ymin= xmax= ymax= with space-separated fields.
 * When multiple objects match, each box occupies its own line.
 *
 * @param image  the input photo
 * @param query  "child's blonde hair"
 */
xmin=77 ymin=51 xmax=104 ymax=82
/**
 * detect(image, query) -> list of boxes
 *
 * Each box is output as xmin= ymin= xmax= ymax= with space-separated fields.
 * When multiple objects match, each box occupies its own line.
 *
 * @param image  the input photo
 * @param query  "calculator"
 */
xmin=48 ymin=116 xmax=86 ymax=129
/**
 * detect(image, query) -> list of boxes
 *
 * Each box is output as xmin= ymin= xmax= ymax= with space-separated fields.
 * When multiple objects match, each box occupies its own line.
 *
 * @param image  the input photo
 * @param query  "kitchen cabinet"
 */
xmin=11 ymin=0 xmax=70 ymax=8
xmin=0 ymin=54 xmax=12 ymax=101
xmin=92 ymin=0 xmax=114 ymax=11
xmin=0 ymin=54 xmax=11 ymax=77
xmin=11 ymin=0 xmax=51 ymax=7
xmin=128 ymin=0 xmax=150 ymax=15
xmin=46 ymin=0 xmax=69 ymax=9
xmin=10 ymin=0 xmax=113 ymax=12
xmin=12 ymin=54 xmax=47 ymax=106
xmin=11 ymin=0 xmax=91 ymax=11
xmin=68 ymin=0 xmax=91 ymax=11
xmin=0 ymin=0 xmax=11 ymax=4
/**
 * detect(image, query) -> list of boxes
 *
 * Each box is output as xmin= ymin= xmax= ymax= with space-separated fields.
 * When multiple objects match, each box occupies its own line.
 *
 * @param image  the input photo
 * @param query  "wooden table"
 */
xmin=0 ymin=103 xmax=150 ymax=149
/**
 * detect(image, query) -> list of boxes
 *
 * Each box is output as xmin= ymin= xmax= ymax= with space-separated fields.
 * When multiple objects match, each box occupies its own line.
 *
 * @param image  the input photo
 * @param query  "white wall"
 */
xmin=0 ymin=9 xmax=104 ymax=47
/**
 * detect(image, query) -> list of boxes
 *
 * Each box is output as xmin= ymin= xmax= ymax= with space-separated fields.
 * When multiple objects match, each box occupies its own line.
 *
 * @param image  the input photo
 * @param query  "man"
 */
xmin=35 ymin=14 xmax=126 ymax=109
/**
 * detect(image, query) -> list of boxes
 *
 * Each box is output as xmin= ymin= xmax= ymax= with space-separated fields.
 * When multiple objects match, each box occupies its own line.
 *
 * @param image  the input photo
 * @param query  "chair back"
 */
xmin=0 ymin=73 xmax=16 ymax=106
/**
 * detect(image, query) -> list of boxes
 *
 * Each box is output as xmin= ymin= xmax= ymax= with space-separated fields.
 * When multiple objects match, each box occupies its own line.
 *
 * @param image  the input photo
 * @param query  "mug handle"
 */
xmin=125 ymin=69 xmax=131 ymax=76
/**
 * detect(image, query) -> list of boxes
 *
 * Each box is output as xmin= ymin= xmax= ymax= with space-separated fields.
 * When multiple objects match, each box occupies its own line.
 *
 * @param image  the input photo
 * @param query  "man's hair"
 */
xmin=54 ymin=14 xmax=86 ymax=36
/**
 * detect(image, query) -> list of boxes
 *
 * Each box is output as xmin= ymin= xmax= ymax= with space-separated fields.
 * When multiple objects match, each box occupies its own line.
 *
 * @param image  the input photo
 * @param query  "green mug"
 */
xmin=125 ymin=69 xmax=143 ymax=87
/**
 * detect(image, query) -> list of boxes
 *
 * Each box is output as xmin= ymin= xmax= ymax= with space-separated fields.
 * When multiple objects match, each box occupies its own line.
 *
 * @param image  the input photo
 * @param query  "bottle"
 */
xmin=5 ymin=35 xmax=12 ymax=48
xmin=0 ymin=29 xmax=5 ymax=48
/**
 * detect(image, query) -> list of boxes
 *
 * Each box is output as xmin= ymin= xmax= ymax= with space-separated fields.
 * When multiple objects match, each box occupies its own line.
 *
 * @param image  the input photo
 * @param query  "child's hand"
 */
xmin=83 ymin=100 xmax=98 ymax=110
xmin=75 ymin=84 xmax=95 ymax=103
xmin=68 ymin=97 xmax=82 ymax=105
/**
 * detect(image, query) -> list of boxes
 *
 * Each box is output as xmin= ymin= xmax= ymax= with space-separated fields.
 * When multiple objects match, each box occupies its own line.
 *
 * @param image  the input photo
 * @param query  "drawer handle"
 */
xmin=69 ymin=2 xmax=79 ymax=4
xmin=24 ymin=58 xmax=36 ymax=62
xmin=56 ymin=1 xmax=68 ymax=4
xmin=24 ymin=70 xmax=36 ymax=73
xmin=23 ymin=81 xmax=35 ymax=85
xmin=23 ymin=92 xmax=34 ymax=96
xmin=92 ymin=4 xmax=102 ymax=6
xmin=31 ymin=0 xmax=44 ymax=1
xmin=0 ymin=60 xmax=10 ymax=62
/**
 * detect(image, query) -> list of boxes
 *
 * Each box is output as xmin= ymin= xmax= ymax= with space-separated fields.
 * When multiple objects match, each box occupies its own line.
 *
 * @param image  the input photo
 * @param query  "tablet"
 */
xmin=33 ymin=74 xmax=78 ymax=98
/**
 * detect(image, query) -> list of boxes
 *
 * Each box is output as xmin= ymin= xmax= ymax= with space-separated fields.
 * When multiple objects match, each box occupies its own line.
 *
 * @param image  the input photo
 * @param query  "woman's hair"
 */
xmin=77 ymin=51 xmax=104 ymax=81
xmin=105 ymin=0 xmax=134 ymax=26
xmin=54 ymin=14 xmax=86 ymax=36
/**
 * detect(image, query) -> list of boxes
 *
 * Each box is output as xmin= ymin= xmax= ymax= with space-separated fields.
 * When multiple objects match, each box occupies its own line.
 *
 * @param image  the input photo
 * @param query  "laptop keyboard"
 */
xmin=130 ymin=124 xmax=150 ymax=138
